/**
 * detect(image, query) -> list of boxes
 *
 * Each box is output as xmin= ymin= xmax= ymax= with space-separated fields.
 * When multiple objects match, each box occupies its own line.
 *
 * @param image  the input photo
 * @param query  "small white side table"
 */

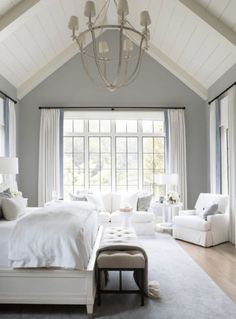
xmin=152 ymin=202 xmax=183 ymax=230
xmin=120 ymin=211 xmax=134 ymax=228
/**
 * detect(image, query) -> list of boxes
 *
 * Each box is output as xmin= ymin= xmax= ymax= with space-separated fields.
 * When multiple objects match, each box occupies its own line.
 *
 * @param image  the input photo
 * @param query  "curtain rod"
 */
xmin=38 ymin=106 xmax=186 ymax=110
xmin=208 ymin=82 xmax=236 ymax=105
xmin=0 ymin=90 xmax=17 ymax=104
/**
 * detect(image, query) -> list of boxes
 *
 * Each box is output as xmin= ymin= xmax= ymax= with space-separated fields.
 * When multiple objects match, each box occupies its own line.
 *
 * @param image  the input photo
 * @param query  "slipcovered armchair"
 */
xmin=173 ymin=193 xmax=229 ymax=247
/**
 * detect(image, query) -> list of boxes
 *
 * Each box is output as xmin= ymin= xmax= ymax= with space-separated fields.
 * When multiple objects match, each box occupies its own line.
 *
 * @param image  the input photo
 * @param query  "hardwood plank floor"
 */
xmin=176 ymin=239 xmax=236 ymax=303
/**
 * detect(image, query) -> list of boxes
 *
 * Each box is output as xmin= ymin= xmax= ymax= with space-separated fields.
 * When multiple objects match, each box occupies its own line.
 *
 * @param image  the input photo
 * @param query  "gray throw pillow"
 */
xmin=202 ymin=204 xmax=219 ymax=220
xmin=137 ymin=194 xmax=153 ymax=211
xmin=69 ymin=193 xmax=88 ymax=202
xmin=2 ymin=198 xmax=25 ymax=221
xmin=0 ymin=188 xmax=12 ymax=219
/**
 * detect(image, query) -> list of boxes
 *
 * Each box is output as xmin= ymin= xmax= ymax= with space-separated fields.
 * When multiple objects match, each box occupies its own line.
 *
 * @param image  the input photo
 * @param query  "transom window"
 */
xmin=63 ymin=112 xmax=166 ymax=197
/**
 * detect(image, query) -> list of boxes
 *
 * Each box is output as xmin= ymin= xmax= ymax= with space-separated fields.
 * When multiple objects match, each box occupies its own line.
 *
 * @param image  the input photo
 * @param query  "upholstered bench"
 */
xmin=96 ymin=227 xmax=147 ymax=306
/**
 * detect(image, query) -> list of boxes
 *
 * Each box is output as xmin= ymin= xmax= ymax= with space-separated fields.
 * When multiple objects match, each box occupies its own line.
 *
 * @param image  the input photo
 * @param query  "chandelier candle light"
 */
xmin=68 ymin=0 xmax=151 ymax=91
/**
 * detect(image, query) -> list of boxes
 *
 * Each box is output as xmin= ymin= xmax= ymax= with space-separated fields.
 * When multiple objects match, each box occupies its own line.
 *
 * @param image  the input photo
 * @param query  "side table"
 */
xmin=152 ymin=202 xmax=183 ymax=231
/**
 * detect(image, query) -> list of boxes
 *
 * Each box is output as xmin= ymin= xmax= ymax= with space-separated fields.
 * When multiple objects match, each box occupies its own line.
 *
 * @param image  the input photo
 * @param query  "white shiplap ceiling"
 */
xmin=0 ymin=0 xmax=235 ymax=100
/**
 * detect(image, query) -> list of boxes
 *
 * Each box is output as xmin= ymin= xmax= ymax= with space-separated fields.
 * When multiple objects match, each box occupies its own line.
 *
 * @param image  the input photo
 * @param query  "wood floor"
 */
xmin=177 ymin=239 xmax=236 ymax=303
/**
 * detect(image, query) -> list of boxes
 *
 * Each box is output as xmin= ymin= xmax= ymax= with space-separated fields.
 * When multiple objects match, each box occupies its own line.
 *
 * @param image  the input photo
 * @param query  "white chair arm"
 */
xmin=179 ymin=209 xmax=196 ymax=216
xmin=207 ymin=213 xmax=229 ymax=244
xmin=207 ymin=213 xmax=229 ymax=223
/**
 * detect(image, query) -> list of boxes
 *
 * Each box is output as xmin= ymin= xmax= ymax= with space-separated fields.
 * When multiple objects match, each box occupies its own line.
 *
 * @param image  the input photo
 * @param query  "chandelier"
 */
xmin=68 ymin=0 xmax=151 ymax=92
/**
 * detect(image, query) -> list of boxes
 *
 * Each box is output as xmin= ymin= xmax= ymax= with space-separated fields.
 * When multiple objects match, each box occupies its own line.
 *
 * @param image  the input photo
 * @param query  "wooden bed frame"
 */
xmin=0 ymin=226 xmax=103 ymax=315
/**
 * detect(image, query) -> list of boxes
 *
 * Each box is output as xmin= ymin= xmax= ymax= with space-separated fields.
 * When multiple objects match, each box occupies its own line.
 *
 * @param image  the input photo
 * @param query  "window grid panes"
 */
xmin=142 ymin=137 xmax=165 ymax=195
xmin=63 ymin=116 xmax=166 ymax=198
xmin=89 ymin=137 xmax=112 ymax=192
xmin=63 ymin=136 xmax=85 ymax=196
xmin=116 ymin=137 xmax=138 ymax=192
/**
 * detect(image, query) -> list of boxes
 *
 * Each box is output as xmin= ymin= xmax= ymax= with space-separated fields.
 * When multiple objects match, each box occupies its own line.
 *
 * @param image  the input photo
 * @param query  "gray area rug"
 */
xmin=0 ymin=233 xmax=235 ymax=318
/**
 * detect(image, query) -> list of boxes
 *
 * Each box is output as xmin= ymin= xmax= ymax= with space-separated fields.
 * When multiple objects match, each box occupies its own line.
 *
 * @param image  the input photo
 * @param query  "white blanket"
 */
xmin=8 ymin=202 xmax=98 ymax=270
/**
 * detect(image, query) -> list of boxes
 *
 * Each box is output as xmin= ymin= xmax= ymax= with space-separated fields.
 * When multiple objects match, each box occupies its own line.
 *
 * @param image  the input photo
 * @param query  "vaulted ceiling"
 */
xmin=0 ymin=0 xmax=235 ymax=100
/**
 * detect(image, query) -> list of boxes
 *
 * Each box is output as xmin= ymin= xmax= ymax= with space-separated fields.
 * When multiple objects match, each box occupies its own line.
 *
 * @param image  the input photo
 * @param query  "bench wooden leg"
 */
xmin=97 ymin=269 xmax=101 ymax=306
xmin=141 ymin=269 xmax=145 ymax=306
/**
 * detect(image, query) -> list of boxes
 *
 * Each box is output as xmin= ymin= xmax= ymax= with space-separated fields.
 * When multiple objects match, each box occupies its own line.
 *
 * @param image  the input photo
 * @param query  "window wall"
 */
xmin=63 ymin=112 xmax=166 ymax=197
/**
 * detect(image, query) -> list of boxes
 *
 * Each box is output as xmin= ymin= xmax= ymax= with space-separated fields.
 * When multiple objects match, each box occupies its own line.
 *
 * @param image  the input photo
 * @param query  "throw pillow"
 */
xmin=0 ymin=188 xmax=12 ymax=219
xmin=2 ymin=198 xmax=26 ymax=221
xmin=69 ymin=193 xmax=88 ymax=201
xmin=120 ymin=192 xmax=139 ymax=211
xmin=202 ymin=204 xmax=219 ymax=220
xmin=86 ymin=193 xmax=105 ymax=212
xmin=137 ymin=193 xmax=153 ymax=211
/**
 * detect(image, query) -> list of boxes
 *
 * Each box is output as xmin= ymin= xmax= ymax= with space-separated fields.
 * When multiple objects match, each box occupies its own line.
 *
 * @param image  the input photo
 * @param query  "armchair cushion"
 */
xmin=174 ymin=215 xmax=211 ymax=231
xmin=179 ymin=209 xmax=196 ymax=216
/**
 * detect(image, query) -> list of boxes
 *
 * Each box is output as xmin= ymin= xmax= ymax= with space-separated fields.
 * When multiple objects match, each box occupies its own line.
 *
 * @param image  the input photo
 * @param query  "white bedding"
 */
xmin=7 ymin=202 xmax=98 ymax=270
xmin=0 ymin=208 xmax=39 ymax=268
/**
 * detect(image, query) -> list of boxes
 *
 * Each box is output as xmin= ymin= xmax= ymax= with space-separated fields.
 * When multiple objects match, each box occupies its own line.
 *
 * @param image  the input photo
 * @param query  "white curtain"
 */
xmin=38 ymin=109 xmax=60 ymax=206
xmin=168 ymin=109 xmax=187 ymax=208
xmin=209 ymin=101 xmax=217 ymax=193
xmin=8 ymin=100 xmax=17 ymax=190
xmin=8 ymin=100 xmax=16 ymax=157
xmin=228 ymin=86 xmax=236 ymax=245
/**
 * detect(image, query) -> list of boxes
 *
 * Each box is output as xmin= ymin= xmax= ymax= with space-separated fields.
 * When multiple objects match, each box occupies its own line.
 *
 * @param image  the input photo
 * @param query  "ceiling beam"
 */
xmin=178 ymin=0 xmax=236 ymax=47
xmin=0 ymin=0 xmax=48 ymax=42
xmin=148 ymin=43 xmax=208 ymax=100
xmin=17 ymin=43 xmax=79 ymax=99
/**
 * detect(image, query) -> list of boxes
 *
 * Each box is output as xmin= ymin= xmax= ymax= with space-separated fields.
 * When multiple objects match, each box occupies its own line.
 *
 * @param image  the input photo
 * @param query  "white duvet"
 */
xmin=8 ymin=202 xmax=98 ymax=270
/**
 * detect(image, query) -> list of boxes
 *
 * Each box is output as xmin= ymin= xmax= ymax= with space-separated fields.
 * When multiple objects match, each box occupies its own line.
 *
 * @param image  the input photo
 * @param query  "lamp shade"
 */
xmin=0 ymin=157 xmax=18 ymax=174
xmin=155 ymin=174 xmax=178 ymax=185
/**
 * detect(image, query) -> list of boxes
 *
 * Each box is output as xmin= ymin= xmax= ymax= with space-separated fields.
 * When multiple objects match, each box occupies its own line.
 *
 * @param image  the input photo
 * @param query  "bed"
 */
xmin=0 ymin=206 xmax=103 ymax=315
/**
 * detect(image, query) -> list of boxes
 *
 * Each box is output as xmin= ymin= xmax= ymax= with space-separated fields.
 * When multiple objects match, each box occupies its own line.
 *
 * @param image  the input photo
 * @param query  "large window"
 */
xmin=63 ymin=112 xmax=166 ymax=197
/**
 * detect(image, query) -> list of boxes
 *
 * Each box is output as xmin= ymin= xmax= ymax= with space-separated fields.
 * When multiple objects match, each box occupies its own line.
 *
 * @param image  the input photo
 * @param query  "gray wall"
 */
xmin=0 ymin=74 xmax=17 ymax=100
xmin=18 ymin=52 xmax=208 ymax=207
xmin=208 ymin=63 xmax=236 ymax=101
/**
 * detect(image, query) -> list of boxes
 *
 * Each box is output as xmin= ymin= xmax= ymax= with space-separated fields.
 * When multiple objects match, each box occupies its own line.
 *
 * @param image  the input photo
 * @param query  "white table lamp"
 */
xmin=0 ymin=157 xmax=19 ymax=190
xmin=155 ymin=173 xmax=178 ymax=193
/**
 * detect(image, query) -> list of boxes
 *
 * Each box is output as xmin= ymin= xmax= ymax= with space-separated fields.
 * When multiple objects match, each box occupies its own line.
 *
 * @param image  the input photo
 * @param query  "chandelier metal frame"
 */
xmin=68 ymin=0 xmax=151 ymax=92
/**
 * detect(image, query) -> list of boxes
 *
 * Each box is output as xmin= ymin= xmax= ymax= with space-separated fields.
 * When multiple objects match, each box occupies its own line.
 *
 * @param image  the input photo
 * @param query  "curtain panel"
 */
xmin=228 ymin=86 xmax=236 ymax=245
xmin=168 ymin=109 xmax=187 ymax=208
xmin=38 ymin=109 xmax=61 ymax=206
xmin=209 ymin=101 xmax=217 ymax=193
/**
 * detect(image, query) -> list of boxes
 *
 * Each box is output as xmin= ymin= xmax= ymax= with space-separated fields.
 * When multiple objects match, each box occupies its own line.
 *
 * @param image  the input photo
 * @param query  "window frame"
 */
xmin=63 ymin=112 xmax=166 ymax=196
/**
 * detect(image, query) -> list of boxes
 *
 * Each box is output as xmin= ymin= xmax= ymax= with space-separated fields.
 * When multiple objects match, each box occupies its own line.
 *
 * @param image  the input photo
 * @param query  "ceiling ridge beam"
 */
xmin=0 ymin=0 xmax=48 ymax=42
xmin=178 ymin=0 xmax=236 ymax=47
xmin=148 ymin=43 xmax=207 ymax=100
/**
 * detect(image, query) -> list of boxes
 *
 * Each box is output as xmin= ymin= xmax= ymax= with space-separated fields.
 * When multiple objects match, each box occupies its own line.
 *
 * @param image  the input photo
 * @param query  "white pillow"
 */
xmin=86 ymin=193 xmax=105 ymax=212
xmin=112 ymin=192 xmax=138 ymax=212
xmin=120 ymin=192 xmax=138 ymax=211
xmin=2 ymin=198 xmax=26 ymax=221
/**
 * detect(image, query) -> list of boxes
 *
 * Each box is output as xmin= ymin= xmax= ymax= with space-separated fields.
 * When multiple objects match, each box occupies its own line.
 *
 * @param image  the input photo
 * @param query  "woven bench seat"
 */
xmin=96 ymin=227 xmax=146 ymax=307
xmin=97 ymin=250 xmax=145 ymax=269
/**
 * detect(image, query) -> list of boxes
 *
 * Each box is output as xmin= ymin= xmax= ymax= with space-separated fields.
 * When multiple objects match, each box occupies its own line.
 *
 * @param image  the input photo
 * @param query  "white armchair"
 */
xmin=173 ymin=193 xmax=229 ymax=247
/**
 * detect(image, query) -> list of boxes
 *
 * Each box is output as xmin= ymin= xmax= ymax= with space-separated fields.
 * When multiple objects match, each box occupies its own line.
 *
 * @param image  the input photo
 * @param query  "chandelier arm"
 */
xmin=117 ymin=37 xmax=144 ymax=87
xmin=112 ymin=51 xmax=143 ymax=89
xmin=78 ymin=41 xmax=103 ymax=87
xmin=90 ymin=28 xmax=113 ymax=87
xmin=113 ymin=18 xmax=125 ymax=87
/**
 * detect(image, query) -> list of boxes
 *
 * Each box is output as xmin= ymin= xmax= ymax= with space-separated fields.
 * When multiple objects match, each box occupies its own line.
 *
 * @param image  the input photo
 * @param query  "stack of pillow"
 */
xmin=0 ymin=188 xmax=26 ymax=221
xmin=69 ymin=190 xmax=153 ymax=213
